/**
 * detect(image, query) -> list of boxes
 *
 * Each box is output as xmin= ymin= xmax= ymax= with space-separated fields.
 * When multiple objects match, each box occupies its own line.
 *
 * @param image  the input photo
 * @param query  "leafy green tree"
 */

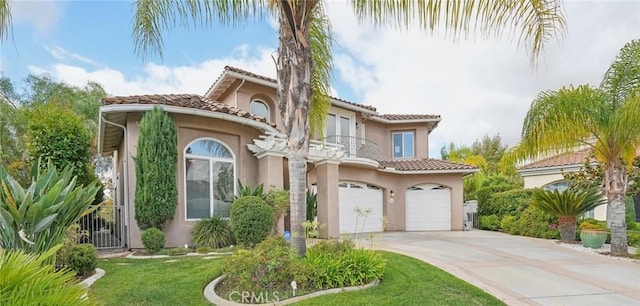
xmin=511 ymin=40 xmax=640 ymax=256
xmin=134 ymin=107 xmax=178 ymax=230
xmin=471 ymin=134 xmax=508 ymax=174
xmin=133 ymin=0 xmax=565 ymax=256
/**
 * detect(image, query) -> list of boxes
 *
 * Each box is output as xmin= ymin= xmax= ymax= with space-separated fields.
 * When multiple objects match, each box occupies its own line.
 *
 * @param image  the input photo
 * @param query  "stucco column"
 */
xmin=316 ymin=160 xmax=340 ymax=238
xmin=257 ymin=153 xmax=285 ymax=233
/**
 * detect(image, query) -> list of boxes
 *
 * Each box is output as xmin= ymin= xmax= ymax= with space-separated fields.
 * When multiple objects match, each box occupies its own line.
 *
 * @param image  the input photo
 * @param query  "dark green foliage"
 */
xmin=627 ymin=230 xmax=640 ymax=247
xmin=134 ymin=107 xmax=178 ymax=230
xmin=512 ymin=206 xmax=559 ymax=239
xmin=486 ymin=189 xmax=533 ymax=219
xmin=306 ymin=240 xmax=386 ymax=289
xmin=471 ymin=134 xmax=508 ymax=174
xmin=478 ymin=215 xmax=501 ymax=231
xmin=626 ymin=196 xmax=637 ymax=229
xmin=235 ymin=180 xmax=265 ymax=199
xmin=306 ymin=189 xmax=318 ymax=222
xmin=141 ymin=228 xmax=165 ymax=255
xmin=56 ymin=224 xmax=89 ymax=268
xmin=477 ymin=184 xmax=519 ymax=216
xmin=67 ymin=244 xmax=98 ymax=277
xmin=230 ymin=196 xmax=273 ymax=247
xmin=191 ymin=216 xmax=235 ymax=248
xmin=26 ymin=104 xmax=96 ymax=188
xmin=221 ymin=236 xmax=298 ymax=295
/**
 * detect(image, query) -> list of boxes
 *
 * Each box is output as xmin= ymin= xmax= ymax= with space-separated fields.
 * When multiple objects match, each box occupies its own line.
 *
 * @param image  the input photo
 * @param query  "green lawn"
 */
xmin=91 ymin=252 xmax=504 ymax=306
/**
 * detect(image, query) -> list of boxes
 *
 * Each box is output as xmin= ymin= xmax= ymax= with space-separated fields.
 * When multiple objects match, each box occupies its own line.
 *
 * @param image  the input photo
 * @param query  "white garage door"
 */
xmin=339 ymin=182 xmax=383 ymax=234
xmin=406 ymin=184 xmax=451 ymax=231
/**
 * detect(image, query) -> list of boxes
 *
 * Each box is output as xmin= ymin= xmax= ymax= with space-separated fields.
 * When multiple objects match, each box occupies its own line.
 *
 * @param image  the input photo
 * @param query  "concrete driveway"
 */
xmin=372 ymin=231 xmax=640 ymax=305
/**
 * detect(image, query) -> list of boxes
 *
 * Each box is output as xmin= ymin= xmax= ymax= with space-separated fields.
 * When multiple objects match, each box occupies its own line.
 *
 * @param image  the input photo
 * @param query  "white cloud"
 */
xmin=325 ymin=0 xmax=640 ymax=157
xmin=11 ymin=0 xmax=63 ymax=35
xmin=29 ymin=45 xmax=277 ymax=96
xmin=44 ymin=45 xmax=101 ymax=67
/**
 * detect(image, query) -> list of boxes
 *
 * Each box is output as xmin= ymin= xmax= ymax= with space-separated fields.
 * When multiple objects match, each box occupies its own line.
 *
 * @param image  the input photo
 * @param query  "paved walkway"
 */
xmin=372 ymin=231 xmax=640 ymax=306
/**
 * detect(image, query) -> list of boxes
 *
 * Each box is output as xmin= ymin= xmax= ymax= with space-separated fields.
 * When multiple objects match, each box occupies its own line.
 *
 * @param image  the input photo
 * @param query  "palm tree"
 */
xmin=0 ymin=0 xmax=10 ymax=42
xmin=531 ymin=188 xmax=607 ymax=243
xmin=129 ymin=0 xmax=565 ymax=256
xmin=513 ymin=39 xmax=640 ymax=256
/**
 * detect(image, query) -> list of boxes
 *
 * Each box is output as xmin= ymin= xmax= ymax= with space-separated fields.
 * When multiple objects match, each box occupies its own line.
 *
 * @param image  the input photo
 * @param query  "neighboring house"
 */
xmin=98 ymin=66 xmax=478 ymax=248
xmin=518 ymin=148 xmax=607 ymax=220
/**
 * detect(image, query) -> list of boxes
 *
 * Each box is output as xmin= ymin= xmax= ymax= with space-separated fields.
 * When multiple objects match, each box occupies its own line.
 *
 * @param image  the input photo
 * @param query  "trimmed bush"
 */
xmin=478 ymin=215 xmax=500 ymax=231
xmin=490 ymin=189 xmax=534 ymax=219
xmin=191 ymin=216 xmax=235 ymax=249
xmin=230 ymin=196 xmax=273 ymax=247
xmin=67 ymin=244 xmax=98 ymax=277
xmin=513 ymin=206 xmax=559 ymax=239
xmin=221 ymin=236 xmax=298 ymax=296
xmin=141 ymin=228 xmax=165 ymax=254
xmin=500 ymin=215 xmax=519 ymax=235
xmin=627 ymin=230 xmax=640 ymax=247
xmin=56 ymin=224 xmax=89 ymax=268
xmin=477 ymin=184 xmax=518 ymax=216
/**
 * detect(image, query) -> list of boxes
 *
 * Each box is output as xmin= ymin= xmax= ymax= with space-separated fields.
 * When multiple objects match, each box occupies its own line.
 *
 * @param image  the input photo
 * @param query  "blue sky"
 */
xmin=2 ymin=1 xmax=639 ymax=157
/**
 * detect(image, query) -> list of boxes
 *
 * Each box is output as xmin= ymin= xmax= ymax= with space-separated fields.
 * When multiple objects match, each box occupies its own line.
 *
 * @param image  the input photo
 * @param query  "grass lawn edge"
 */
xmin=205 ymin=275 xmax=380 ymax=305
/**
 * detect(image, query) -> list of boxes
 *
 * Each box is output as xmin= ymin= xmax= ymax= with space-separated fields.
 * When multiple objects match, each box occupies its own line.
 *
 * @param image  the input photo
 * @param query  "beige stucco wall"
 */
xmin=125 ymin=112 xmax=263 ymax=248
xmin=364 ymin=120 xmax=431 ymax=160
xmin=308 ymin=165 xmax=465 ymax=232
xmin=523 ymin=173 xmax=565 ymax=189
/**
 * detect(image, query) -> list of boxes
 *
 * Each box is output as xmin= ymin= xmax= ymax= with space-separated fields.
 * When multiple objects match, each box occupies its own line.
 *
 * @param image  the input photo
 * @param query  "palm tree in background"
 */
xmin=0 ymin=0 xmax=567 ymax=256
xmin=132 ymin=0 xmax=565 ymax=256
xmin=512 ymin=39 xmax=640 ymax=256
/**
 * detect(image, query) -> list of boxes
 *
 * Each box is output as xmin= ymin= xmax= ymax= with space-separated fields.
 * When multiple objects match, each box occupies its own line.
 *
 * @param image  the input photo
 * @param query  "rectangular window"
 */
xmin=186 ymin=158 xmax=211 ymax=219
xmin=326 ymin=114 xmax=336 ymax=143
xmin=392 ymin=131 xmax=415 ymax=158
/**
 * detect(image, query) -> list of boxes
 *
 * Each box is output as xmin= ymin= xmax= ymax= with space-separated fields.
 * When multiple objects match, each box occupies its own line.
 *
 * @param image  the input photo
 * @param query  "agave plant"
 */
xmin=531 ymin=188 xmax=607 ymax=242
xmin=0 ymin=160 xmax=100 ymax=257
xmin=0 ymin=245 xmax=96 ymax=305
xmin=235 ymin=180 xmax=265 ymax=199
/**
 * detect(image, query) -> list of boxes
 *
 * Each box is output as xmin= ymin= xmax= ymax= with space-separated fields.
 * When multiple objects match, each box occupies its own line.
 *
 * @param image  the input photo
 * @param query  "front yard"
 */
xmin=90 ymin=252 xmax=504 ymax=305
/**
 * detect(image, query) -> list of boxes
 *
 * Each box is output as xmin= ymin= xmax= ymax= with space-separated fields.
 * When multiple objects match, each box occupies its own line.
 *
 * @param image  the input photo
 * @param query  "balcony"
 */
xmin=320 ymin=135 xmax=378 ymax=161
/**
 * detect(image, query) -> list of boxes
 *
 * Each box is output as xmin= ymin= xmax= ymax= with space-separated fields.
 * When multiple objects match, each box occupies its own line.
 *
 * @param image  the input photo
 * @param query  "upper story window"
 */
xmin=392 ymin=131 xmax=414 ymax=158
xmin=184 ymin=138 xmax=235 ymax=220
xmin=250 ymin=100 xmax=270 ymax=121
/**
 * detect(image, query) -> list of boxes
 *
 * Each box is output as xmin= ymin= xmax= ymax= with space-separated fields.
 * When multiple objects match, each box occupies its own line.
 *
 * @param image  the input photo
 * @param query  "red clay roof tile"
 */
xmin=378 ymin=158 xmax=477 ymax=171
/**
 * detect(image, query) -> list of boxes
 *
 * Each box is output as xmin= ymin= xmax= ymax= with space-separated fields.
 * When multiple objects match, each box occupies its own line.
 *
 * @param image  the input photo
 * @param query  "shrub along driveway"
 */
xmin=373 ymin=231 xmax=640 ymax=305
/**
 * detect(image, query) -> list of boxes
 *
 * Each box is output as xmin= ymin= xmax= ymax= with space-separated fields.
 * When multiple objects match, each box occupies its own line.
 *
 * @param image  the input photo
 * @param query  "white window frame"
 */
xmin=392 ymin=131 xmax=415 ymax=158
xmin=184 ymin=137 xmax=237 ymax=221
xmin=250 ymin=99 xmax=270 ymax=121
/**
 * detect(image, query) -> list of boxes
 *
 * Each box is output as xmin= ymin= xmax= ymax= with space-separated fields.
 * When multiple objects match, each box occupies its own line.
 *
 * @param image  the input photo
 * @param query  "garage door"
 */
xmin=406 ymin=184 xmax=451 ymax=231
xmin=339 ymin=182 xmax=383 ymax=234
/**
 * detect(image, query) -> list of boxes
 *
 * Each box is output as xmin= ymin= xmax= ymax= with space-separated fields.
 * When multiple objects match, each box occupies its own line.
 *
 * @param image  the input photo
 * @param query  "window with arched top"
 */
xmin=250 ymin=100 xmax=270 ymax=120
xmin=184 ymin=138 xmax=235 ymax=220
xmin=543 ymin=181 xmax=569 ymax=192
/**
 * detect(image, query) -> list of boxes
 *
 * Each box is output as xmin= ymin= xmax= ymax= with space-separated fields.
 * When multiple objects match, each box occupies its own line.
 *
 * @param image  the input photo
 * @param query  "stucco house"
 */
xmin=98 ymin=66 xmax=478 ymax=248
xmin=518 ymin=149 xmax=607 ymax=220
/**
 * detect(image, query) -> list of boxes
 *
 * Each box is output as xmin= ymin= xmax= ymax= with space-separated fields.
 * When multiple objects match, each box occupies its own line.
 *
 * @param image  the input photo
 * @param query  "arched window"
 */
xmin=544 ymin=181 xmax=569 ymax=192
xmin=250 ymin=100 xmax=270 ymax=120
xmin=184 ymin=138 xmax=235 ymax=220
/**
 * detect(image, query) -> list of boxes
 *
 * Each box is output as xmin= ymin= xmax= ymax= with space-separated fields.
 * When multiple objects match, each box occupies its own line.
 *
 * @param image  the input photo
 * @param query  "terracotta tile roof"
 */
xmin=212 ymin=66 xmax=378 ymax=112
xmin=378 ymin=158 xmax=477 ymax=172
xmin=519 ymin=149 xmax=595 ymax=170
xmin=376 ymin=114 xmax=441 ymax=120
xmin=101 ymin=94 xmax=275 ymax=127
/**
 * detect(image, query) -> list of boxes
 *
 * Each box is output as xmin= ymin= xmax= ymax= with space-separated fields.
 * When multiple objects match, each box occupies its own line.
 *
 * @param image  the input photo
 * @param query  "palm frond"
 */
xmin=0 ymin=0 xmax=11 ymax=43
xmin=132 ymin=0 xmax=266 ymax=60
xmin=349 ymin=0 xmax=565 ymax=64
xmin=600 ymin=39 xmax=640 ymax=108
xmin=531 ymin=188 xmax=606 ymax=217
xmin=309 ymin=3 xmax=333 ymax=138
xmin=515 ymin=85 xmax=606 ymax=161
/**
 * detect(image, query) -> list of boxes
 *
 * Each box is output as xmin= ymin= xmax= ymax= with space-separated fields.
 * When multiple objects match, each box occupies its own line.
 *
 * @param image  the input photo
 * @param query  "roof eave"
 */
xmin=370 ymin=117 xmax=442 ymax=124
xmin=378 ymin=168 xmax=479 ymax=175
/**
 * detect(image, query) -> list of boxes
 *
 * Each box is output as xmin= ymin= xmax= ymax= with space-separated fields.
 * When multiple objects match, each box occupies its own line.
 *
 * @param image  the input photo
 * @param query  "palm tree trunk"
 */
xmin=604 ymin=160 xmax=628 ymax=256
xmin=277 ymin=1 xmax=316 ymax=256
xmin=557 ymin=215 xmax=577 ymax=243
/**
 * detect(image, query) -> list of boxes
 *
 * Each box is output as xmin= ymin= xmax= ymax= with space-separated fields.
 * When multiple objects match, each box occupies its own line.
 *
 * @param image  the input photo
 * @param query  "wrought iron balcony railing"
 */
xmin=320 ymin=135 xmax=378 ymax=161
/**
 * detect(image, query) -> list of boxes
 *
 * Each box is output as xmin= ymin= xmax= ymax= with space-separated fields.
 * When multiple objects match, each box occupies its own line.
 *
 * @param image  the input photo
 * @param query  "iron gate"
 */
xmin=78 ymin=204 xmax=125 ymax=249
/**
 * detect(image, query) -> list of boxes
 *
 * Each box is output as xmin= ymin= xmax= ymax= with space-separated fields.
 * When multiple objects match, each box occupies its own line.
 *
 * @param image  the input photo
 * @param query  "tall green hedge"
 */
xmin=476 ymin=183 xmax=518 ymax=216
xmin=487 ymin=189 xmax=534 ymax=219
xmin=134 ymin=107 xmax=178 ymax=230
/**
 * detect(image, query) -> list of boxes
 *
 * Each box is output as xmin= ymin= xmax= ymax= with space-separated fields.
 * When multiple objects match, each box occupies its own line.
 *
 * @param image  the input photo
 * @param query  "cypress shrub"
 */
xmin=134 ymin=107 xmax=178 ymax=230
